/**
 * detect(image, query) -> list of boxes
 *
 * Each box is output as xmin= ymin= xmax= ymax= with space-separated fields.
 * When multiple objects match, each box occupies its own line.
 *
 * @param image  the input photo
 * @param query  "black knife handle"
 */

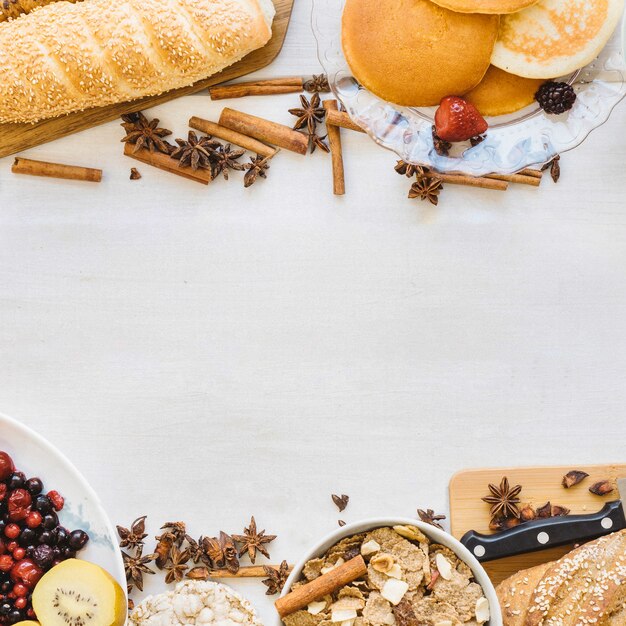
xmin=461 ymin=500 xmax=625 ymax=562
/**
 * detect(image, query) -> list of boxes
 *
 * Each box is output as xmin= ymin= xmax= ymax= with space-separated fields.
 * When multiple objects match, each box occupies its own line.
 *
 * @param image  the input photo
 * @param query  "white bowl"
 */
xmin=278 ymin=517 xmax=502 ymax=626
xmin=0 ymin=412 xmax=126 ymax=592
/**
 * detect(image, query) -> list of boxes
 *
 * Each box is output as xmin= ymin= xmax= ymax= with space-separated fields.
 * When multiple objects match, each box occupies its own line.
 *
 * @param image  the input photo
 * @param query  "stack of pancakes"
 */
xmin=341 ymin=0 xmax=624 ymax=116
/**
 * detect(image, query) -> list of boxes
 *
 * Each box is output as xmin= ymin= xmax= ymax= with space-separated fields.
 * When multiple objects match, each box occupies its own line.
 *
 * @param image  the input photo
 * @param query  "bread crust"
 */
xmin=0 ymin=0 xmax=274 ymax=123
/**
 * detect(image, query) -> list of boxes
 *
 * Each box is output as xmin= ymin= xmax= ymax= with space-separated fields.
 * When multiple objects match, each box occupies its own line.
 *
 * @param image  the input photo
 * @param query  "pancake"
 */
xmin=492 ymin=0 xmax=625 ymax=79
xmin=429 ymin=0 xmax=539 ymax=14
xmin=464 ymin=65 xmax=546 ymax=116
xmin=342 ymin=0 xmax=499 ymax=107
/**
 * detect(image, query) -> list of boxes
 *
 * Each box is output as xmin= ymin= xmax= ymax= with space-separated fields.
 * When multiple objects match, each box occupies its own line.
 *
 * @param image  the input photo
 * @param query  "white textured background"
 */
xmin=1 ymin=1 xmax=626 ymax=623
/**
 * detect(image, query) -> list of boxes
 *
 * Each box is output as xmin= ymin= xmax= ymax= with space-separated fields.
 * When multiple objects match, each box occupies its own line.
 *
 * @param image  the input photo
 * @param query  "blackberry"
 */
xmin=535 ymin=81 xmax=577 ymax=114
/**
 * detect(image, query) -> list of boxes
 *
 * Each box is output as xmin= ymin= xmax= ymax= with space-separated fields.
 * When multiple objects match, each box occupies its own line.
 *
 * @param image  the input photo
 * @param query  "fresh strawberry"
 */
xmin=434 ymin=96 xmax=488 ymax=143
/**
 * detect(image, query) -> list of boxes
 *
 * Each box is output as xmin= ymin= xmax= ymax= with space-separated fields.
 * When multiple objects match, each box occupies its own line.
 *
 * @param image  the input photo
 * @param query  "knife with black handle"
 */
xmin=460 ymin=478 xmax=626 ymax=563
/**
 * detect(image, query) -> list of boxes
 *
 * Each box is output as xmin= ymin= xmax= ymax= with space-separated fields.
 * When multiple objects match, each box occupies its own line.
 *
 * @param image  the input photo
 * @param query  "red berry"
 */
xmin=12 ymin=547 xmax=25 ymax=560
xmin=0 ymin=555 xmax=13 ymax=572
xmin=27 ymin=609 xmax=36 ymax=618
xmin=434 ymin=96 xmax=488 ymax=143
xmin=0 ymin=484 xmax=7 ymax=502
xmin=25 ymin=511 xmax=42 ymax=529
xmin=14 ymin=596 xmax=27 ymax=610
xmin=4 ymin=524 xmax=19 ymax=540
xmin=0 ymin=452 xmax=15 ymax=481
xmin=47 ymin=490 xmax=64 ymax=511
xmin=12 ymin=583 xmax=27 ymax=597
xmin=6 ymin=542 xmax=17 ymax=553
xmin=10 ymin=559 xmax=43 ymax=588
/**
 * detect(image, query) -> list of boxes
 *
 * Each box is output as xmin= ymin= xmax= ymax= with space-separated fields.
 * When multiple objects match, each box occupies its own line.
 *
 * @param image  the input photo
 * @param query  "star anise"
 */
xmin=158 ymin=522 xmax=187 ymax=547
xmin=219 ymin=531 xmax=240 ymax=573
xmin=209 ymin=143 xmax=246 ymax=180
xmin=164 ymin=545 xmax=190 ymax=584
xmin=244 ymin=154 xmax=272 ymax=188
xmin=482 ymin=477 xmax=522 ymax=521
xmin=431 ymin=126 xmax=451 ymax=157
xmin=117 ymin=516 xmax=148 ymax=551
xmin=262 ymin=560 xmax=290 ymax=595
xmin=232 ymin=516 xmax=277 ymax=564
xmin=417 ymin=509 xmax=446 ymax=530
xmin=201 ymin=536 xmax=225 ymax=568
xmin=121 ymin=112 xmax=173 ymax=155
xmin=395 ymin=160 xmax=421 ymax=178
xmin=289 ymin=94 xmax=326 ymax=134
xmin=185 ymin=535 xmax=204 ymax=564
xmin=122 ymin=547 xmax=157 ymax=592
xmin=408 ymin=176 xmax=443 ymax=206
xmin=170 ymin=131 xmax=219 ymax=171
xmin=307 ymin=131 xmax=330 ymax=154
xmin=304 ymin=74 xmax=331 ymax=94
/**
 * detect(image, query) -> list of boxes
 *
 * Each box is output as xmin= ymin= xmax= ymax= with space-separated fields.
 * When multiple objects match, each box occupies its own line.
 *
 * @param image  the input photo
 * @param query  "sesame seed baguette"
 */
xmin=497 ymin=562 xmax=553 ymax=626
xmin=0 ymin=0 xmax=274 ymax=124
xmin=524 ymin=530 xmax=626 ymax=626
xmin=0 ymin=0 xmax=78 ymax=23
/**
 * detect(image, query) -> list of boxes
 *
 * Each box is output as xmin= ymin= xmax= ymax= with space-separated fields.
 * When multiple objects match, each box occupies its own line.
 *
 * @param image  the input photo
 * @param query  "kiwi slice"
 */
xmin=13 ymin=622 xmax=41 ymax=625
xmin=32 ymin=559 xmax=125 ymax=626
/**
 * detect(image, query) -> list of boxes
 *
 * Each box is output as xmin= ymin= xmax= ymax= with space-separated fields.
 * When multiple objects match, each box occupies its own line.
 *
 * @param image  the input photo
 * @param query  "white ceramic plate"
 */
xmin=0 ymin=413 xmax=126 ymax=592
xmin=279 ymin=517 xmax=502 ymax=626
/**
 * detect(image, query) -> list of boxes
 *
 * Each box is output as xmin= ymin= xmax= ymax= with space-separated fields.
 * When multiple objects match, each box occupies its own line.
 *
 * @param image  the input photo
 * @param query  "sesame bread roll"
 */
xmin=0 ymin=0 xmax=77 ymax=23
xmin=0 ymin=0 xmax=275 ymax=124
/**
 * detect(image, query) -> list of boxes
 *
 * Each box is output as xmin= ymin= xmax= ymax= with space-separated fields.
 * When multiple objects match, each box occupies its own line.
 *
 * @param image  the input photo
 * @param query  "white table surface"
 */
xmin=1 ymin=1 xmax=626 ymax=623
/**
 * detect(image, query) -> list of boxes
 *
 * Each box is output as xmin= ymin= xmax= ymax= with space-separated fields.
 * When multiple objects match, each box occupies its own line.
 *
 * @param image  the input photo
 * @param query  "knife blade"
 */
xmin=460 ymin=477 xmax=626 ymax=562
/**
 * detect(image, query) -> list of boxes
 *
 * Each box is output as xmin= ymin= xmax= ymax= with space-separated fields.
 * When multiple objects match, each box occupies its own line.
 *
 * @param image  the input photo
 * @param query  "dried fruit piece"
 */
xmin=519 ymin=506 xmax=536 ymax=522
xmin=551 ymin=505 xmax=570 ymax=517
xmin=219 ymin=531 xmax=239 ymax=574
xmin=562 ymin=470 xmax=589 ymax=489
xmin=332 ymin=494 xmax=349 ymax=512
xmin=589 ymin=480 xmax=614 ymax=496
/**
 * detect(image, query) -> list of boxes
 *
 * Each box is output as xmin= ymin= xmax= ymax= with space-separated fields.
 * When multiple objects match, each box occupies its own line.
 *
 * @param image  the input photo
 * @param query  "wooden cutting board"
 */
xmin=449 ymin=464 xmax=626 ymax=585
xmin=0 ymin=0 xmax=294 ymax=158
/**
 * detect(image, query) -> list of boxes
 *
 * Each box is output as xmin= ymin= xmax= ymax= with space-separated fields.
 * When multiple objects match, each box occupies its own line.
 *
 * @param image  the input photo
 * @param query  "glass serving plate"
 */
xmin=311 ymin=1 xmax=626 ymax=176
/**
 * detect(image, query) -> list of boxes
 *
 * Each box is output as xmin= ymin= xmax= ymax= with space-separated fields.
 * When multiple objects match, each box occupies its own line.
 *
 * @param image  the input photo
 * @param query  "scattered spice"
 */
xmin=409 ymin=176 xmax=443 ymax=206
xmin=589 ymin=480 xmax=614 ymax=496
xmin=541 ymin=154 xmax=561 ymax=183
xmin=395 ymin=160 xmax=420 ymax=178
xmin=551 ymin=505 xmax=571 ymax=517
xmin=170 ymin=131 xmax=219 ymax=171
xmin=187 ymin=566 xmax=210 ymax=581
xmin=185 ymin=535 xmax=204 ymax=564
xmin=470 ymin=135 xmax=486 ymax=147
xmin=202 ymin=536 xmax=225 ymax=568
xmin=536 ymin=502 xmax=552 ymax=518
xmin=417 ymin=509 xmax=446 ymax=530
xmin=232 ymin=516 xmax=277 ymax=564
xmin=482 ymin=477 xmax=522 ymax=521
xmin=117 ymin=516 xmax=148 ymax=551
xmin=307 ymin=131 xmax=330 ymax=154
xmin=244 ymin=154 xmax=272 ymax=188
xmin=562 ymin=470 xmax=589 ymax=489
xmin=159 ymin=522 xmax=187 ymax=546
xmin=210 ymin=143 xmax=246 ymax=180
xmin=289 ymin=93 xmax=326 ymax=134
xmin=154 ymin=533 xmax=173 ymax=569
xmin=332 ymin=494 xmax=350 ymax=512
xmin=121 ymin=112 xmax=173 ymax=155
xmin=490 ymin=516 xmax=521 ymax=531
xmin=432 ymin=126 xmax=451 ymax=157
xmin=123 ymin=547 xmax=157 ymax=592
xmin=338 ymin=520 xmax=346 ymax=527
xmin=262 ymin=560 xmax=290 ymax=595
xmin=129 ymin=167 xmax=141 ymax=180
xmin=520 ymin=505 xmax=537 ymax=522
xmin=304 ymin=74 xmax=331 ymax=94
xmin=164 ymin=545 xmax=191 ymax=584
xmin=219 ymin=531 xmax=240 ymax=573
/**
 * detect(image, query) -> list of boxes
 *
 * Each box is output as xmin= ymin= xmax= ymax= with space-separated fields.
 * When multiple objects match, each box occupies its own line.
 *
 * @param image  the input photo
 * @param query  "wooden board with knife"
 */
xmin=449 ymin=464 xmax=626 ymax=585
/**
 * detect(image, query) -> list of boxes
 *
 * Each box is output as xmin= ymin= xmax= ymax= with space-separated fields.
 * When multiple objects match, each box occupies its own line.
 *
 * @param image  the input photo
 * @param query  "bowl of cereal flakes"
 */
xmin=278 ymin=518 xmax=502 ymax=626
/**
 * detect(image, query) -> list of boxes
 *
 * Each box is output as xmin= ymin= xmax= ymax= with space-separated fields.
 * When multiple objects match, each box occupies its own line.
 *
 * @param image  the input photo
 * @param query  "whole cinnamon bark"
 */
xmin=12 ymin=156 xmax=102 ymax=182
xmin=323 ymin=100 xmax=345 ymax=196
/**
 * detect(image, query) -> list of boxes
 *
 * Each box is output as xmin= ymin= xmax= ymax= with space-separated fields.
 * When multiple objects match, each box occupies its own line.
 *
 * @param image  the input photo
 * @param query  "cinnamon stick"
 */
xmin=123 ymin=143 xmax=212 ymax=185
xmin=486 ymin=173 xmax=541 ymax=187
xmin=209 ymin=77 xmax=304 ymax=100
xmin=12 ymin=157 xmax=102 ymax=182
xmin=323 ymin=100 xmax=345 ymax=196
xmin=210 ymin=565 xmax=293 ymax=578
xmin=519 ymin=168 xmax=543 ymax=179
xmin=275 ymin=556 xmax=367 ymax=618
xmin=325 ymin=109 xmax=366 ymax=134
xmin=219 ymin=108 xmax=308 ymax=155
xmin=425 ymin=171 xmax=508 ymax=191
xmin=189 ymin=117 xmax=276 ymax=159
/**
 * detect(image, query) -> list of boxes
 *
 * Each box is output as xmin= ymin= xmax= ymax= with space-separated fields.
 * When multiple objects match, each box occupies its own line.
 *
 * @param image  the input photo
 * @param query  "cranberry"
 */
xmin=3 ymin=526 xmax=19 ymax=540
xmin=12 ymin=548 xmax=25 ymax=561
xmin=10 ymin=560 xmax=42 ymax=588
xmin=47 ymin=491 xmax=64 ymax=512
xmin=24 ymin=512 xmax=41 ymax=530
xmin=0 ymin=485 xmax=6 ymax=502
xmin=12 ymin=584 xmax=27 ymax=598
xmin=8 ymin=489 xmax=31 ymax=514
xmin=14 ymin=597 xmax=27 ymax=610
xmin=0 ymin=453 xmax=14 ymax=482
xmin=0 ymin=556 xmax=13 ymax=572
xmin=6 ymin=542 xmax=17 ymax=553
